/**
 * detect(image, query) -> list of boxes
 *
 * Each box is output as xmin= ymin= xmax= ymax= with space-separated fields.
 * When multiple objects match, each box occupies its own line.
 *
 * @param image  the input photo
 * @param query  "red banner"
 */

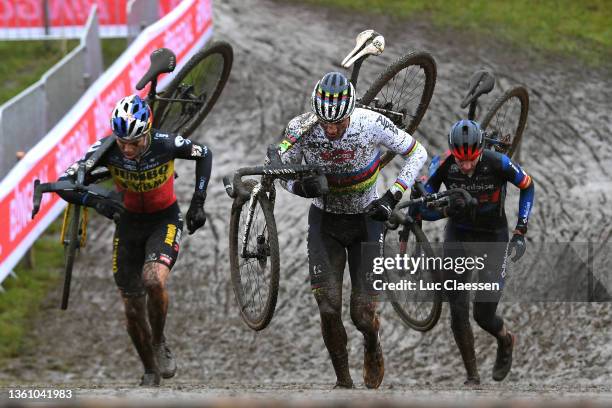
xmin=0 ymin=0 xmax=127 ymax=27
xmin=159 ymin=0 xmax=183 ymax=17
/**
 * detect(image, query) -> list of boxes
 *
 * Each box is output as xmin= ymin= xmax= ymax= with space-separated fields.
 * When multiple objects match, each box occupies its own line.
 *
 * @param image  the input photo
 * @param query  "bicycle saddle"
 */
xmin=341 ymin=29 xmax=385 ymax=68
xmin=460 ymin=70 xmax=495 ymax=108
xmin=136 ymin=48 xmax=177 ymax=91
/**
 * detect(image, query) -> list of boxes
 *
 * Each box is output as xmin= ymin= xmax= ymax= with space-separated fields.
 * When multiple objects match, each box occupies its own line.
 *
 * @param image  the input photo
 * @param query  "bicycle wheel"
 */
xmin=61 ymin=204 xmax=81 ymax=310
xmin=480 ymin=86 xmax=529 ymax=159
xmin=154 ymin=41 xmax=233 ymax=138
xmin=360 ymin=51 xmax=437 ymax=168
xmin=383 ymin=222 xmax=442 ymax=332
xmin=229 ymin=180 xmax=280 ymax=331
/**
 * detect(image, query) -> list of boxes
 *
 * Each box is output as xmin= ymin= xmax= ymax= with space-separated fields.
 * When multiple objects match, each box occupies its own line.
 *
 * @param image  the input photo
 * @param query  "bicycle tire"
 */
xmin=480 ymin=86 xmax=529 ymax=159
xmin=61 ymin=204 xmax=81 ymax=310
xmin=229 ymin=180 xmax=280 ymax=331
xmin=360 ymin=51 xmax=437 ymax=168
xmin=383 ymin=222 xmax=442 ymax=332
xmin=154 ymin=40 xmax=233 ymax=138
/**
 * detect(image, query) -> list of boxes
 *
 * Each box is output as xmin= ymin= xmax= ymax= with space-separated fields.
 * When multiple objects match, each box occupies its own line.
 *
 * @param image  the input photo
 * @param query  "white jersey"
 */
xmin=279 ymin=108 xmax=428 ymax=214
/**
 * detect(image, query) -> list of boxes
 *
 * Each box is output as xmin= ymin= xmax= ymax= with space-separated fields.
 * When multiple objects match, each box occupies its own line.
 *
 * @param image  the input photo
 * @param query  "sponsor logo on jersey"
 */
xmin=321 ymin=149 xmax=355 ymax=163
xmin=175 ymin=135 xmax=191 ymax=147
xmin=448 ymin=182 xmax=495 ymax=192
xmin=191 ymin=145 xmax=203 ymax=157
xmin=307 ymin=140 xmax=335 ymax=150
xmin=198 ymin=176 xmax=207 ymax=190
xmin=376 ymin=115 xmax=398 ymax=134
xmin=109 ymin=161 xmax=174 ymax=192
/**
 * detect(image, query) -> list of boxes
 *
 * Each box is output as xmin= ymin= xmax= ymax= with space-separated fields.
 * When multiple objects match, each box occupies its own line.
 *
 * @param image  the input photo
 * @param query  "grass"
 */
xmin=0 ymin=40 xmax=78 ymax=104
xmin=0 ymin=38 xmax=126 ymax=105
xmin=101 ymin=38 xmax=128 ymax=69
xmin=292 ymin=0 xmax=612 ymax=65
xmin=0 ymin=220 xmax=64 ymax=359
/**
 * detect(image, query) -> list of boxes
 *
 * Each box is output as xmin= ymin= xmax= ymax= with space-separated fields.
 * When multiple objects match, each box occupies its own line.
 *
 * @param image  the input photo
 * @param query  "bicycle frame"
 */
xmin=224 ymin=159 xmax=324 ymax=258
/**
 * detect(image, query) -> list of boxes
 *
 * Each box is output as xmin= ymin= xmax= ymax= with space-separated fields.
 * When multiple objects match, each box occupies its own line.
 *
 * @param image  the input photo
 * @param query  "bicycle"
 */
xmin=223 ymin=29 xmax=437 ymax=331
xmin=31 ymin=40 xmax=234 ymax=310
xmin=383 ymin=69 xmax=529 ymax=331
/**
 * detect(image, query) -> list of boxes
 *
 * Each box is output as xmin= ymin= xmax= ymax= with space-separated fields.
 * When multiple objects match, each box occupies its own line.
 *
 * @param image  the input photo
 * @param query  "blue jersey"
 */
xmin=424 ymin=149 xmax=534 ymax=231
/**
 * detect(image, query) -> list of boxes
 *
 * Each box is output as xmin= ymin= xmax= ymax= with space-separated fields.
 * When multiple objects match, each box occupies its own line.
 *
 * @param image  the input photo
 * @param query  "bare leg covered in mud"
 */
xmin=122 ymin=295 xmax=159 ymax=381
xmin=313 ymin=284 xmax=353 ymax=389
xmin=350 ymin=292 xmax=384 ymax=389
xmin=143 ymin=262 xmax=171 ymax=345
xmin=143 ymin=261 xmax=177 ymax=379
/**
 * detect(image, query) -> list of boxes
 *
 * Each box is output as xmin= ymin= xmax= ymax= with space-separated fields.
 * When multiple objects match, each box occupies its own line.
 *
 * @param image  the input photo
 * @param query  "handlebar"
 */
xmin=223 ymin=144 xmax=326 ymax=200
xmin=223 ymin=163 xmax=325 ymax=200
xmin=389 ymin=187 xmax=477 ymax=226
xmin=32 ymin=177 xmax=121 ymax=219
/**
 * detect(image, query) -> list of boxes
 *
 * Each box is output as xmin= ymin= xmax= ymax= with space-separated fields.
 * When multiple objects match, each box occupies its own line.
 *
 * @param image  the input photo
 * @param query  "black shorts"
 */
xmin=112 ymin=202 xmax=184 ymax=297
xmin=307 ymin=204 xmax=383 ymax=294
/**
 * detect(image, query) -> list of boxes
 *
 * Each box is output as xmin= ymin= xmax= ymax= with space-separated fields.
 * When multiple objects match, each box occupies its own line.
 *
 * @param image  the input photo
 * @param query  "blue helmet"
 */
xmin=110 ymin=94 xmax=152 ymax=140
xmin=311 ymin=72 xmax=356 ymax=123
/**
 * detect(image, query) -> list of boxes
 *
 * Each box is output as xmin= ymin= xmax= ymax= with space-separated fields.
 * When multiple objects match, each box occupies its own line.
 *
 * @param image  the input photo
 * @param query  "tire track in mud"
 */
xmin=2 ymin=0 xmax=611 ymax=390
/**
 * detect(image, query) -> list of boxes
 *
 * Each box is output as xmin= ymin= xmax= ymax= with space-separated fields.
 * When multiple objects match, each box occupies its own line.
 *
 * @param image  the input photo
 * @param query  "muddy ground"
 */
xmin=1 ymin=0 xmax=611 ymax=401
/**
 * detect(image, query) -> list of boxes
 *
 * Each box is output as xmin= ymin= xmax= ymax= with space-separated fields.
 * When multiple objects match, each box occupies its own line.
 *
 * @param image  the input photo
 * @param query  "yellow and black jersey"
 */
xmin=62 ymin=130 xmax=212 ymax=213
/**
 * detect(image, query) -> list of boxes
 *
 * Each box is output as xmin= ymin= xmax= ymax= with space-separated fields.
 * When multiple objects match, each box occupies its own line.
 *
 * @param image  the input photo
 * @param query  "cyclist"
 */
xmin=278 ymin=72 xmax=428 ymax=389
xmin=419 ymin=119 xmax=534 ymax=385
xmin=57 ymin=95 xmax=212 ymax=386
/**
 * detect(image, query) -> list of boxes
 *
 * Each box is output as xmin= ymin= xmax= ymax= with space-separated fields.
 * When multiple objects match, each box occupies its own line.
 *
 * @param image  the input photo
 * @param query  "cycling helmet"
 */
xmin=110 ymin=95 xmax=152 ymax=140
xmin=311 ymin=72 xmax=356 ymax=123
xmin=448 ymin=119 xmax=484 ymax=161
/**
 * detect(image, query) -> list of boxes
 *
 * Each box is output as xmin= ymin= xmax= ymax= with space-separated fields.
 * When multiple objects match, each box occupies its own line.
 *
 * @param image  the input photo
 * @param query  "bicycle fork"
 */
xmin=241 ymin=182 xmax=266 ymax=260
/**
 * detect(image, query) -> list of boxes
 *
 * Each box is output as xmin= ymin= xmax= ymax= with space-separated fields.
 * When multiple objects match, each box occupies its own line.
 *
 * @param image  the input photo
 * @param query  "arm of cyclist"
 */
xmin=277 ymin=115 xmax=328 ymax=198
xmin=501 ymin=155 xmax=535 ymax=261
xmin=171 ymin=135 xmax=213 ymax=234
xmin=365 ymin=115 xmax=428 ymax=221
xmin=56 ymin=137 xmax=123 ymax=220
xmin=415 ymin=153 xmax=466 ymax=221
